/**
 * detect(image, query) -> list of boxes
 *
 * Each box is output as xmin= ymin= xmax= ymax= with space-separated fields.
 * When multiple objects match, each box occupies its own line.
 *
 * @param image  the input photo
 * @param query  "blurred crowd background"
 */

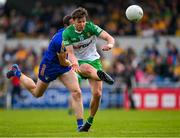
xmin=0 ymin=0 xmax=180 ymax=108
xmin=0 ymin=0 xmax=180 ymax=38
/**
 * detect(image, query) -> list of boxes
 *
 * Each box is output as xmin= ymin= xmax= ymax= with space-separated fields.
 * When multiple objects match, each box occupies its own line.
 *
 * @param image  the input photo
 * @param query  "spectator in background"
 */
xmin=15 ymin=44 xmax=28 ymax=62
xmin=174 ymin=57 xmax=180 ymax=81
xmin=175 ymin=17 xmax=180 ymax=36
xmin=109 ymin=60 xmax=125 ymax=108
xmin=0 ymin=67 xmax=6 ymax=108
xmin=154 ymin=55 xmax=173 ymax=83
xmin=151 ymin=45 xmax=159 ymax=57
xmin=10 ymin=76 xmax=24 ymax=106
xmin=166 ymin=42 xmax=178 ymax=65
xmin=111 ymin=42 xmax=124 ymax=59
xmin=2 ymin=46 xmax=15 ymax=64
xmin=124 ymin=48 xmax=136 ymax=109
xmin=123 ymin=63 xmax=136 ymax=109
xmin=110 ymin=47 xmax=136 ymax=109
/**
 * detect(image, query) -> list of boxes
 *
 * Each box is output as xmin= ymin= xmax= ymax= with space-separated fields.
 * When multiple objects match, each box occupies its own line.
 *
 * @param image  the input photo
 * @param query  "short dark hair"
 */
xmin=71 ymin=7 xmax=88 ymax=19
xmin=63 ymin=15 xmax=72 ymax=27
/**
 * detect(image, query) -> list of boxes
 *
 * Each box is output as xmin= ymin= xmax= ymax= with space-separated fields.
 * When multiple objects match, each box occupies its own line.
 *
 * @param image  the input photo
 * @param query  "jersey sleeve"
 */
xmin=89 ymin=22 xmax=103 ymax=36
xmin=62 ymin=30 xmax=72 ymax=46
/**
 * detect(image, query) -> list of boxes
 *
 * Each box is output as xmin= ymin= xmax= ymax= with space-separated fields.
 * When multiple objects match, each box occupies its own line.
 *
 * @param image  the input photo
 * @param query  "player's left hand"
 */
xmin=102 ymin=44 xmax=113 ymax=51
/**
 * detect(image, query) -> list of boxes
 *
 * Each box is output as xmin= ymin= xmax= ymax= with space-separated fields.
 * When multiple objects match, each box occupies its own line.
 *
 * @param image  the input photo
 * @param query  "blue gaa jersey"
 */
xmin=38 ymin=28 xmax=71 ymax=83
xmin=43 ymin=28 xmax=65 ymax=63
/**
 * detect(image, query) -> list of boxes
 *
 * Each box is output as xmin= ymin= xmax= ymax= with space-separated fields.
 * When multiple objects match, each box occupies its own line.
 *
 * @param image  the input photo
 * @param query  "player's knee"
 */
xmin=93 ymin=90 xmax=102 ymax=98
xmin=71 ymin=89 xmax=82 ymax=101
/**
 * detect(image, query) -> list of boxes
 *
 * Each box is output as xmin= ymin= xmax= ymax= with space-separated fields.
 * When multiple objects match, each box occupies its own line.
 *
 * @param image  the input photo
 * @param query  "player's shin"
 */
xmin=20 ymin=74 xmax=37 ymax=93
xmin=20 ymin=75 xmax=48 ymax=98
xmin=90 ymin=92 xmax=102 ymax=117
xmin=71 ymin=90 xmax=84 ymax=129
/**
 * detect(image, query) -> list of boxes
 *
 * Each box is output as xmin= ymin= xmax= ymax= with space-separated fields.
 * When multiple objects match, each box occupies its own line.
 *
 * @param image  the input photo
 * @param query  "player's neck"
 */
xmin=73 ymin=25 xmax=83 ymax=33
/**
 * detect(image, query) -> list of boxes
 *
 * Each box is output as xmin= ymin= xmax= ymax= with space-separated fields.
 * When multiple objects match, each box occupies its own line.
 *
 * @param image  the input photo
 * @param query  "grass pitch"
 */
xmin=0 ymin=109 xmax=180 ymax=137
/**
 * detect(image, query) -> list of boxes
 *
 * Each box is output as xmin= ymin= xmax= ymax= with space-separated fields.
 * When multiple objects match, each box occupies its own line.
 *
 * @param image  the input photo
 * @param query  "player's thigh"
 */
xmin=59 ymin=70 xmax=80 ymax=92
xmin=34 ymin=79 xmax=49 ymax=96
xmin=88 ymin=79 xmax=103 ymax=95
xmin=79 ymin=63 xmax=96 ymax=74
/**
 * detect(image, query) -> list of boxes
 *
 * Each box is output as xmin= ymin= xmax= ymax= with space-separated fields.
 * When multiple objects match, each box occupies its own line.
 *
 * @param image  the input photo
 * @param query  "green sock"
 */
xmin=87 ymin=116 xmax=94 ymax=125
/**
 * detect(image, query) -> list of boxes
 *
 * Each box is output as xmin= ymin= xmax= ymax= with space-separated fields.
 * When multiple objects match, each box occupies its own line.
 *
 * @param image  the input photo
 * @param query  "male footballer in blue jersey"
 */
xmin=6 ymin=15 xmax=84 ymax=131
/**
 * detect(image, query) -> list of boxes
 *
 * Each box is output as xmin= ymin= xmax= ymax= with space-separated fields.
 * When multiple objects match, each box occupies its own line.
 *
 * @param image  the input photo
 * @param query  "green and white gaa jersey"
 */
xmin=63 ymin=21 xmax=103 ymax=61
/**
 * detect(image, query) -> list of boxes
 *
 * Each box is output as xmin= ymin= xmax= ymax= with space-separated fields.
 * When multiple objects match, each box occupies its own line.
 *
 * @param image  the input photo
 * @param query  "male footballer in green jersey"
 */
xmin=63 ymin=7 xmax=115 ymax=132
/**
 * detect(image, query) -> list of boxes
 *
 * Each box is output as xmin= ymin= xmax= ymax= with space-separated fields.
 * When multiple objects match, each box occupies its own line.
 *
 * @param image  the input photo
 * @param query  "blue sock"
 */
xmin=77 ymin=119 xmax=83 ymax=129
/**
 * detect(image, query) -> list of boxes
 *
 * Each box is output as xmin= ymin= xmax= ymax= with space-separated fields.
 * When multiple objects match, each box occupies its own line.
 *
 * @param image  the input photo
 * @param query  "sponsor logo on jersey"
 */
xmin=73 ymin=40 xmax=93 ymax=49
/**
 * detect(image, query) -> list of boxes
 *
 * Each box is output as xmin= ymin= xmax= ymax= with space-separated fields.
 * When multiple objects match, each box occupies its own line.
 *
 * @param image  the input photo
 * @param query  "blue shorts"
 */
xmin=38 ymin=59 xmax=71 ymax=83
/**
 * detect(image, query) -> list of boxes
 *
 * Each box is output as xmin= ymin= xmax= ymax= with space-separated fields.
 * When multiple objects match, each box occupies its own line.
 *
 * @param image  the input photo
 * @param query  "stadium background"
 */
xmin=0 ymin=0 xmax=180 ymax=137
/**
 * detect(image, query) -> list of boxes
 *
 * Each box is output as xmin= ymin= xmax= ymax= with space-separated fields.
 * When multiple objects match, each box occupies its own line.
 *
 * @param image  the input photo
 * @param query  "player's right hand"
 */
xmin=102 ymin=44 xmax=113 ymax=51
xmin=72 ymin=64 xmax=81 ymax=74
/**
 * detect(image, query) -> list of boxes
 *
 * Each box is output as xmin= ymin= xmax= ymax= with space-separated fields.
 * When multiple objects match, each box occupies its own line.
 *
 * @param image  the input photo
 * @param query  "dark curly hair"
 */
xmin=71 ymin=7 xmax=88 ymax=19
xmin=63 ymin=15 xmax=72 ymax=27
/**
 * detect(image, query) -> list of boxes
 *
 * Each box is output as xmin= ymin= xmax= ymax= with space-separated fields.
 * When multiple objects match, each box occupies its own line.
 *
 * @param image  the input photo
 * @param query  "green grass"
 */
xmin=0 ymin=109 xmax=180 ymax=137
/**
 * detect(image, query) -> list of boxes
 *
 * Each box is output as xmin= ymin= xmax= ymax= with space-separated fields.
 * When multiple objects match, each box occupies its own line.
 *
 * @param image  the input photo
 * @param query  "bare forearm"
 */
xmin=65 ymin=45 xmax=81 ymax=73
xmin=68 ymin=53 xmax=78 ymax=65
xmin=100 ymin=31 xmax=115 ymax=46
xmin=66 ymin=46 xmax=78 ymax=65
xmin=106 ymin=35 xmax=115 ymax=46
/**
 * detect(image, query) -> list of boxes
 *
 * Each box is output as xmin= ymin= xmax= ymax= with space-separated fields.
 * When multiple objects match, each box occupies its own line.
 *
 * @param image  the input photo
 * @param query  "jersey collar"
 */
xmin=73 ymin=25 xmax=83 ymax=33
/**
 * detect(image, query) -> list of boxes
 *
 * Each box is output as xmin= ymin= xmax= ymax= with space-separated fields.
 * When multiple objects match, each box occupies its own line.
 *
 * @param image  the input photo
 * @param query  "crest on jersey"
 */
xmin=78 ymin=35 xmax=84 ymax=41
xmin=87 ymin=32 xmax=91 ymax=37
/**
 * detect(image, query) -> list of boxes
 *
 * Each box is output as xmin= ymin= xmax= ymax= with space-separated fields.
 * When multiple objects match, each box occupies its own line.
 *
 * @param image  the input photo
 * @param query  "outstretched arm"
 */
xmin=98 ymin=31 xmax=115 ymax=51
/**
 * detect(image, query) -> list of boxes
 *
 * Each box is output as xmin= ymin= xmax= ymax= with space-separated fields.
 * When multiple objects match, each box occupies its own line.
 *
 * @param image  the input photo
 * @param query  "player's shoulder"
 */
xmin=86 ymin=21 xmax=95 ymax=27
xmin=85 ymin=21 xmax=99 ymax=31
xmin=63 ymin=25 xmax=74 ymax=34
xmin=86 ymin=21 xmax=103 ymax=36
xmin=51 ymin=28 xmax=64 ymax=43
